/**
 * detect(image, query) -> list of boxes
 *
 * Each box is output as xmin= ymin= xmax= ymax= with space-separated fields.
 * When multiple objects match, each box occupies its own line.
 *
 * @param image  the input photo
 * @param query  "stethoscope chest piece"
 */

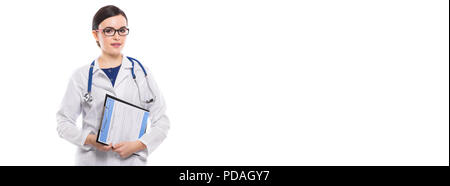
xmin=84 ymin=92 xmax=93 ymax=103
xmin=145 ymin=98 xmax=154 ymax=103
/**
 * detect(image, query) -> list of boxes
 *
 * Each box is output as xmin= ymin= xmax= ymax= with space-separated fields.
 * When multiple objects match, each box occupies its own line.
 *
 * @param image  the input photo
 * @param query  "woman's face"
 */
xmin=92 ymin=15 xmax=128 ymax=56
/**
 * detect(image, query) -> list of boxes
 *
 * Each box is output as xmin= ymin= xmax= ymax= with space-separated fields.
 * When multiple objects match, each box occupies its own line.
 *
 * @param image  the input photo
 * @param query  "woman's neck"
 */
xmin=98 ymin=53 xmax=123 ymax=68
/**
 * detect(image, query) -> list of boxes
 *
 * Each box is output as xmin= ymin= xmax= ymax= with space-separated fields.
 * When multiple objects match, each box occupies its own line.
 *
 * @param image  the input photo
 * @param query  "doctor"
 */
xmin=56 ymin=5 xmax=170 ymax=165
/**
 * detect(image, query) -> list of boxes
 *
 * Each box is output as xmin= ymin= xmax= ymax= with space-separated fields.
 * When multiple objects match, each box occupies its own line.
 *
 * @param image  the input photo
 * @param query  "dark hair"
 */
xmin=92 ymin=5 xmax=128 ymax=47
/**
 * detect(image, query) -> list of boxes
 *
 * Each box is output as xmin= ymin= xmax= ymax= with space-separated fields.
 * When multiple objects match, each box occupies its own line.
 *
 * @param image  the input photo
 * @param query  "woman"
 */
xmin=56 ymin=5 xmax=170 ymax=165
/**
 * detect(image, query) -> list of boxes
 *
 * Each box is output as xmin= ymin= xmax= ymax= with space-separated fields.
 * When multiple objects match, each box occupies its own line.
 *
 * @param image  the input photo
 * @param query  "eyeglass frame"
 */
xmin=95 ymin=26 xmax=130 ymax=36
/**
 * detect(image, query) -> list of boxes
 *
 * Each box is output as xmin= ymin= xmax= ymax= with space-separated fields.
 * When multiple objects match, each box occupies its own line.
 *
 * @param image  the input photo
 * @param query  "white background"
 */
xmin=0 ymin=0 xmax=448 ymax=165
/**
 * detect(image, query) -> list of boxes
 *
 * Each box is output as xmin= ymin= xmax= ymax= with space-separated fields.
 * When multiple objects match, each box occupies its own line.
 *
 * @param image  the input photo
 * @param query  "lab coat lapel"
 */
xmin=114 ymin=55 xmax=133 ymax=89
xmin=92 ymin=58 xmax=114 ymax=93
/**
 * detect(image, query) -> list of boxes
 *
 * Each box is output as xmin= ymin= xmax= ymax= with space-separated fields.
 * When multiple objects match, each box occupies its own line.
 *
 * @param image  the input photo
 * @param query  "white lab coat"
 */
xmin=56 ymin=55 xmax=170 ymax=165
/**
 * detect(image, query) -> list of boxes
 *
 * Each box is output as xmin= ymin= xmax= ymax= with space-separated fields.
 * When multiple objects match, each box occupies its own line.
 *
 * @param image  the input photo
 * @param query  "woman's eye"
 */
xmin=119 ymin=29 xmax=126 ymax=33
xmin=104 ymin=29 xmax=114 ymax=34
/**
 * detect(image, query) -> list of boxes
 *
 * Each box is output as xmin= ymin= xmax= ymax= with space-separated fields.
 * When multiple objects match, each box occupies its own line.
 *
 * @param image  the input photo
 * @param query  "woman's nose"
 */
xmin=113 ymin=34 xmax=120 ymax=40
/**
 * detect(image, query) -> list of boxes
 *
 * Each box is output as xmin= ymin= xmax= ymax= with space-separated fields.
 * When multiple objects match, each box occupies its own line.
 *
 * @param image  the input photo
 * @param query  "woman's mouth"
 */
xmin=111 ymin=43 xmax=122 ymax=48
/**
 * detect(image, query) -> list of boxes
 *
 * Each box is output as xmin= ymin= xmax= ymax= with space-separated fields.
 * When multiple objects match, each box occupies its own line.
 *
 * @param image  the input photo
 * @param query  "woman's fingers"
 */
xmin=104 ymin=144 xmax=112 ymax=151
xmin=92 ymin=141 xmax=133 ymax=158
xmin=99 ymin=145 xmax=108 ymax=151
xmin=113 ymin=147 xmax=128 ymax=158
xmin=113 ymin=143 xmax=124 ymax=150
xmin=95 ymin=142 xmax=112 ymax=152
xmin=111 ymin=142 xmax=133 ymax=158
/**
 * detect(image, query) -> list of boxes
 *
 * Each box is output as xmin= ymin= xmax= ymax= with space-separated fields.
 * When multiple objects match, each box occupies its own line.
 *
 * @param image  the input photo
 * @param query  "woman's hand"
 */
xmin=85 ymin=134 xmax=112 ymax=152
xmin=112 ymin=141 xmax=147 ymax=159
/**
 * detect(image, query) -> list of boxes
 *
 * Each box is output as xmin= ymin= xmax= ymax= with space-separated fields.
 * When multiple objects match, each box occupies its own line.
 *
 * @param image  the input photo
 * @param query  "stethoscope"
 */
xmin=83 ymin=56 xmax=156 ymax=105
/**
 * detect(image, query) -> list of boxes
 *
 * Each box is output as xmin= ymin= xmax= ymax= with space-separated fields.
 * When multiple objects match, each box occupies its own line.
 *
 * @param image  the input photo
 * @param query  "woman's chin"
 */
xmin=103 ymin=48 xmax=122 ymax=56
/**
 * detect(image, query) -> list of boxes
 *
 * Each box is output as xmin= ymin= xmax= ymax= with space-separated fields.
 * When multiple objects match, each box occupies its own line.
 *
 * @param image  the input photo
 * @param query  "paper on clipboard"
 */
xmin=97 ymin=94 xmax=149 ymax=145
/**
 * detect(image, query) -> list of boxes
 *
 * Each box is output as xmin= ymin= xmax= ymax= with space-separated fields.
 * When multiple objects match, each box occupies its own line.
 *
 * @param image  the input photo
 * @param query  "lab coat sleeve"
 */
xmin=56 ymin=70 xmax=92 ymax=151
xmin=138 ymin=69 xmax=170 ymax=155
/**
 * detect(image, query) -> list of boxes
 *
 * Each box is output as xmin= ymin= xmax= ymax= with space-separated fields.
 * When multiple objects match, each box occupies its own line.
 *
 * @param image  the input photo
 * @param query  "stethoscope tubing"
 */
xmin=83 ymin=56 xmax=156 ymax=105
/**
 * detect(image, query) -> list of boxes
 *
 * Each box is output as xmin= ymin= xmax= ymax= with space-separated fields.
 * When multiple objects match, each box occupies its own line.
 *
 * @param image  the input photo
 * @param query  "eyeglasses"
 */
xmin=96 ymin=26 xmax=129 ymax=36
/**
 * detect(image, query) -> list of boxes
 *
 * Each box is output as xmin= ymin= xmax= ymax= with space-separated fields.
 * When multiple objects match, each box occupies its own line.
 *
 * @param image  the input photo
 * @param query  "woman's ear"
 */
xmin=92 ymin=30 xmax=100 ymax=47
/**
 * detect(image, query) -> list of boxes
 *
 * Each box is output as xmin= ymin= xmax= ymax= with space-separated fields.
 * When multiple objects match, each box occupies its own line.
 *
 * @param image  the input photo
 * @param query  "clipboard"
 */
xmin=96 ymin=94 xmax=150 ymax=145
